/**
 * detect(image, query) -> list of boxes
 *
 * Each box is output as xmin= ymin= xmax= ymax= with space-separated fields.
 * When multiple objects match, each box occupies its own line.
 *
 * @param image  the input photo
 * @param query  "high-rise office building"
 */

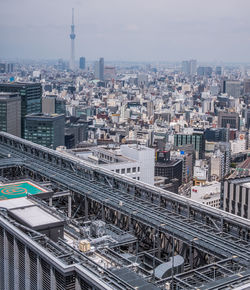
xmin=218 ymin=112 xmax=240 ymax=130
xmin=69 ymin=8 xmax=76 ymax=70
xmin=223 ymin=178 xmax=250 ymax=219
xmin=7 ymin=63 xmax=14 ymax=73
xmin=197 ymin=66 xmax=213 ymax=77
xmin=24 ymin=113 xmax=65 ymax=149
xmin=245 ymin=108 xmax=250 ymax=129
xmin=223 ymin=80 xmax=241 ymax=98
xmin=65 ymin=122 xmax=89 ymax=147
xmin=190 ymin=59 xmax=197 ymax=75
xmin=0 ymin=82 xmax=42 ymax=137
xmin=215 ymin=66 xmax=222 ymax=75
xmin=94 ymin=58 xmax=104 ymax=81
xmin=0 ymin=93 xmax=21 ymax=137
xmin=174 ymin=131 xmax=205 ymax=159
xmin=155 ymin=159 xmax=183 ymax=188
xmin=42 ymin=95 xmax=66 ymax=115
xmin=0 ymin=63 xmax=5 ymax=73
xmin=244 ymin=79 xmax=250 ymax=95
xmin=181 ymin=59 xmax=197 ymax=75
xmin=0 ymin=63 xmax=14 ymax=73
xmin=79 ymin=57 xmax=86 ymax=70
xmin=55 ymin=98 xmax=66 ymax=115
xmin=205 ymin=128 xmax=228 ymax=142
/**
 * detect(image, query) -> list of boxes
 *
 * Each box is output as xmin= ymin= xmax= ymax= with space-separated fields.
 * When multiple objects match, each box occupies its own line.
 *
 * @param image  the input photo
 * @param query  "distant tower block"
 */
xmin=69 ymin=8 xmax=76 ymax=70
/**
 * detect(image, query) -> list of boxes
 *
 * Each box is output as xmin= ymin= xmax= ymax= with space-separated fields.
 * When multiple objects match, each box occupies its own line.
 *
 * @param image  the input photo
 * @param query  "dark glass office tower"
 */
xmin=0 ymin=82 xmax=42 ymax=137
xmin=24 ymin=113 xmax=65 ymax=149
xmin=0 ymin=92 xmax=21 ymax=137
xmin=79 ymin=57 xmax=86 ymax=70
xmin=204 ymin=128 xmax=228 ymax=142
xmin=174 ymin=131 xmax=205 ymax=159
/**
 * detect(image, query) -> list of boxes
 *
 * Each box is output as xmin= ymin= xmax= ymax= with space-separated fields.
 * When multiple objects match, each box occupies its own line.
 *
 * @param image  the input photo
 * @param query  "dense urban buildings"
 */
xmin=1 ymin=11 xmax=250 ymax=288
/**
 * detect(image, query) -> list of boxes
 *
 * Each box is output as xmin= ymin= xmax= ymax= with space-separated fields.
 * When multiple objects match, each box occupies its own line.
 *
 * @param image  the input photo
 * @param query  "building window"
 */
xmin=116 ymin=169 xmax=119 ymax=173
xmin=132 ymin=167 xmax=136 ymax=173
xmin=127 ymin=168 xmax=131 ymax=173
xmin=138 ymin=167 xmax=140 ymax=172
xmin=121 ymin=168 xmax=125 ymax=174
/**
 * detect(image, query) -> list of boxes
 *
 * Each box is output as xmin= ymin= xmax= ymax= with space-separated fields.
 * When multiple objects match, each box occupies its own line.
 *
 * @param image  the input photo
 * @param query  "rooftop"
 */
xmin=0 ymin=82 xmax=41 ymax=87
xmin=0 ymin=92 xmax=20 ymax=99
xmin=0 ymin=180 xmax=47 ymax=201
xmin=25 ymin=113 xmax=65 ymax=120
xmin=9 ymin=205 xmax=63 ymax=229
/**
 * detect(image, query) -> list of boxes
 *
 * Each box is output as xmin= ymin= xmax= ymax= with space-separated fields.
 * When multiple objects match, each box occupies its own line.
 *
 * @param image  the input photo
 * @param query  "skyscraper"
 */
xmin=215 ymin=66 xmax=222 ymax=75
xmin=197 ymin=66 xmax=213 ymax=77
xmin=0 ymin=92 xmax=21 ymax=137
xmin=181 ymin=59 xmax=197 ymax=75
xmin=69 ymin=8 xmax=76 ymax=70
xmin=94 ymin=58 xmax=104 ymax=81
xmin=24 ymin=113 xmax=65 ymax=149
xmin=0 ymin=63 xmax=14 ymax=73
xmin=79 ymin=57 xmax=86 ymax=70
xmin=0 ymin=64 xmax=5 ymax=73
xmin=174 ymin=131 xmax=205 ymax=159
xmin=223 ymin=80 xmax=241 ymax=98
xmin=0 ymin=82 xmax=42 ymax=137
xmin=245 ymin=108 xmax=250 ymax=129
xmin=244 ymin=79 xmax=250 ymax=94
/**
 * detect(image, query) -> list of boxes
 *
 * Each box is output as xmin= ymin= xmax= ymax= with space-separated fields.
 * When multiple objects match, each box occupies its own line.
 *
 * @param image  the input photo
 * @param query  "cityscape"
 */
xmin=0 ymin=1 xmax=250 ymax=289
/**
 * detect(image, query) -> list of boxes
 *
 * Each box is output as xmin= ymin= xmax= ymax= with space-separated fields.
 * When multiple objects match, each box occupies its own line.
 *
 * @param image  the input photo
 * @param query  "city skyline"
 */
xmin=1 ymin=0 xmax=250 ymax=62
xmin=1 ymin=1 xmax=250 ymax=289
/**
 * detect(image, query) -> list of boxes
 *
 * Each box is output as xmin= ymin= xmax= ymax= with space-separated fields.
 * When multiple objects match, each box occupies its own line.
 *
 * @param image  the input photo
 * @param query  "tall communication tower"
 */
xmin=69 ymin=8 xmax=76 ymax=70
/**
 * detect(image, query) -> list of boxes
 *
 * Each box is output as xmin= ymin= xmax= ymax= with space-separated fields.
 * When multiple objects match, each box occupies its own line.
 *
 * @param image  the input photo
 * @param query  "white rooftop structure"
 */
xmin=9 ymin=206 xmax=62 ymax=228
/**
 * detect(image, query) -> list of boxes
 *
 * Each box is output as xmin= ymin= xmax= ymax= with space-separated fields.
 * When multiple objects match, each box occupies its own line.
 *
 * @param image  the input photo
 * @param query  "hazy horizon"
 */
xmin=1 ymin=0 xmax=250 ymax=62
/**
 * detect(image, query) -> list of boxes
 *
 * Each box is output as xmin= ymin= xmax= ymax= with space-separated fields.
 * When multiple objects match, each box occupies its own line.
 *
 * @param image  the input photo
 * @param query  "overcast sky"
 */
xmin=0 ymin=0 xmax=250 ymax=62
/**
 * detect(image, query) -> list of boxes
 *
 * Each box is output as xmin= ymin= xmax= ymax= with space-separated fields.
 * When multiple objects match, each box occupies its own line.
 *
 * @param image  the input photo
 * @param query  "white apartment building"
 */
xmin=210 ymin=150 xmax=225 ymax=180
xmin=230 ymin=139 xmax=246 ymax=154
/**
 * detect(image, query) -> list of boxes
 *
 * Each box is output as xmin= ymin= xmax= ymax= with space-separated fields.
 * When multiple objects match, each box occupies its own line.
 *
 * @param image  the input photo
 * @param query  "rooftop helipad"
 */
xmin=0 ymin=181 xmax=47 ymax=201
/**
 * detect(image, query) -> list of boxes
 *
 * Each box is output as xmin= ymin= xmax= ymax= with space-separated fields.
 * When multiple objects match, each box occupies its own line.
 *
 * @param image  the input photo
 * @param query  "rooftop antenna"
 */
xmin=69 ymin=8 xmax=76 ymax=70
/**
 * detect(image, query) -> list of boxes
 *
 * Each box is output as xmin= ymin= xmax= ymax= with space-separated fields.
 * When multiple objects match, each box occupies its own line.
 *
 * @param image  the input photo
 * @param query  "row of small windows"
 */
xmin=203 ymin=200 xmax=220 ymax=207
xmin=112 ymin=167 xmax=140 ymax=174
